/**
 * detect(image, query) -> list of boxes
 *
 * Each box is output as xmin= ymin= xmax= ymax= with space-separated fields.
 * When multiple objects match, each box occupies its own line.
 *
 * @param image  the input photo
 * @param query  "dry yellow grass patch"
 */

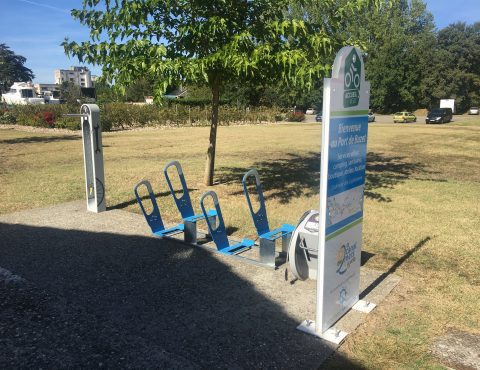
xmin=1 ymin=118 xmax=479 ymax=368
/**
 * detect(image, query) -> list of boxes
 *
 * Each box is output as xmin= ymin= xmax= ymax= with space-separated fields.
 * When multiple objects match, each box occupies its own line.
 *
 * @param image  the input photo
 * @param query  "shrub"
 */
xmin=33 ymin=111 xmax=56 ymax=128
xmin=55 ymin=117 xmax=81 ymax=130
xmin=3 ymin=102 xmax=280 ymax=131
xmin=0 ymin=112 xmax=16 ymax=124
xmin=286 ymin=111 xmax=305 ymax=122
xmin=99 ymin=103 xmax=278 ymax=130
xmin=101 ymin=103 xmax=160 ymax=130
xmin=8 ymin=104 xmax=80 ymax=127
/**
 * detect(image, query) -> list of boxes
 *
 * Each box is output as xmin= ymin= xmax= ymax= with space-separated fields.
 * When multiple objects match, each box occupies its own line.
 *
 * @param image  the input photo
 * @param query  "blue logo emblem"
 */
xmin=336 ymin=242 xmax=357 ymax=275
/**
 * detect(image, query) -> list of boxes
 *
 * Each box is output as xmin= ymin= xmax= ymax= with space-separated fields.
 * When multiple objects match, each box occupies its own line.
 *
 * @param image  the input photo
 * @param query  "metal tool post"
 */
xmin=65 ymin=104 xmax=106 ymax=212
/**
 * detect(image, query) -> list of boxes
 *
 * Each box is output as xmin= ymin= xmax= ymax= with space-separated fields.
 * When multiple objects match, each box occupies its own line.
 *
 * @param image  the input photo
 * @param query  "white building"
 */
xmin=54 ymin=66 xmax=92 ymax=87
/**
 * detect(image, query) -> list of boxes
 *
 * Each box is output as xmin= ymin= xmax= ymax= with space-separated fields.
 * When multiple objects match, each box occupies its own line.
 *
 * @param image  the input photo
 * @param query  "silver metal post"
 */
xmin=78 ymin=104 xmax=106 ymax=213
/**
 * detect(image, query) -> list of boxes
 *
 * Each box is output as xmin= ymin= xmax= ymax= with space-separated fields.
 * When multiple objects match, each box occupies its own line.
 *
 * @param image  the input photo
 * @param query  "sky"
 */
xmin=0 ymin=0 xmax=479 ymax=83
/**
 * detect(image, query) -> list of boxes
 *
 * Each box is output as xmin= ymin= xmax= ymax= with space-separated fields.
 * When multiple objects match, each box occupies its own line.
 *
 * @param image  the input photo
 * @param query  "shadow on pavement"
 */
xmin=0 ymin=222 xmax=365 ymax=368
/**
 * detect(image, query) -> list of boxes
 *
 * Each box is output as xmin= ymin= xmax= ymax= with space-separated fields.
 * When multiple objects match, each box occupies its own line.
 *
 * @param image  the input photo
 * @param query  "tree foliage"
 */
xmin=354 ymin=0 xmax=436 ymax=112
xmin=63 ymin=0 xmax=359 ymax=92
xmin=59 ymin=81 xmax=82 ymax=104
xmin=421 ymin=22 xmax=480 ymax=112
xmin=0 ymin=44 xmax=35 ymax=92
xmin=345 ymin=0 xmax=479 ymax=113
xmin=63 ymin=0 xmax=385 ymax=184
xmin=95 ymin=80 xmax=122 ymax=103
xmin=125 ymin=78 xmax=154 ymax=102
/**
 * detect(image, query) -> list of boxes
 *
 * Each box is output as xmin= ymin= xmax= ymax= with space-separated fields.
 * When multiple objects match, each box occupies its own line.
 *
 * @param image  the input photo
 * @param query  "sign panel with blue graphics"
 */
xmin=316 ymin=46 xmax=370 ymax=334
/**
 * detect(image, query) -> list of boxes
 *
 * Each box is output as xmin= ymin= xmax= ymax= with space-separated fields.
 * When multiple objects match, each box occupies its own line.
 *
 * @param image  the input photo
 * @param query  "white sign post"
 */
xmin=297 ymin=46 xmax=373 ymax=343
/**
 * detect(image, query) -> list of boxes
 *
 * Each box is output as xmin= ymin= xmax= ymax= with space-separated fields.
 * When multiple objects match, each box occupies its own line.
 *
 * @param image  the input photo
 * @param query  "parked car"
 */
xmin=393 ymin=111 xmax=416 ymax=123
xmin=305 ymin=108 xmax=316 ymax=115
xmin=43 ymin=90 xmax=62 ymax=104
xmin=368 ymin=111 xmax=375 ymax=122
xmin=426 ymin=108 xmax=452 ymax=124
xmin=468 ymin=107 xmax=479 ymax=115
xmin=315 ymin=111 xmax=322 ymax=122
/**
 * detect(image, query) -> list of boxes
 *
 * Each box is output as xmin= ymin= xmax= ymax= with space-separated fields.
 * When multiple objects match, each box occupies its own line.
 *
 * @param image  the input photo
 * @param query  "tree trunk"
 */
xmin=203 ymin=74 xmax=221 ymax=186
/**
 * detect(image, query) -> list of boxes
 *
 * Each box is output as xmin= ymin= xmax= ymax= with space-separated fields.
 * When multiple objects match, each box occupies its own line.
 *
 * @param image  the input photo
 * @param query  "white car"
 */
xmin=43 ymin=91 xmax=62 ymax=104
xmin=468 ymin=107 xmax=479 ymax=115
xmin=305 ymin=108 xmax=316 ymax=115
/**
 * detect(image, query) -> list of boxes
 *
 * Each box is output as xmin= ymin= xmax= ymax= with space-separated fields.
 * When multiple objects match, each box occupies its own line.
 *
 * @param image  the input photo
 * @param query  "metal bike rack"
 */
xmin=242 ymin=169 xmax=294 ymax=267
xmin=134 ymin=180 xmax=184 ymax=237
xmin=200 ymin=191 xmax=255 ymax=255
xmin=164 ymin=160 xmax=216 ymax=243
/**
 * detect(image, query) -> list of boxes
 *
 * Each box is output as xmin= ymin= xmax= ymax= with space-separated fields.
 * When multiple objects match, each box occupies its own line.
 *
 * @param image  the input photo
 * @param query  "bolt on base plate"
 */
xmin=297 ymin=320 xmax=348 ymax=345
xmin=352 ymin=299 xmax=376 ymax=313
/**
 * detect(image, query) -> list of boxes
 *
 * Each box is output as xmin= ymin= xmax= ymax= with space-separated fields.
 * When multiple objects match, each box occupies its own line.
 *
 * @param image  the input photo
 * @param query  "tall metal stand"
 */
xmin=67 ymin=104 xmax=106 ymax=212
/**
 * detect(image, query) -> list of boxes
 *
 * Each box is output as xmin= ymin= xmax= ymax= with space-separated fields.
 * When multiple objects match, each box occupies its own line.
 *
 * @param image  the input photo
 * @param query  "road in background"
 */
xmin=304 ymin=114 xmax=479 ymax=125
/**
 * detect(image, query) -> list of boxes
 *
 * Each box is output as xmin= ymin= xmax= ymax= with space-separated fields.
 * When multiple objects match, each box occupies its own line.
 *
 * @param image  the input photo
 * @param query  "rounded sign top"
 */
xmin=330 ymin=46 xmax=366 ymax=108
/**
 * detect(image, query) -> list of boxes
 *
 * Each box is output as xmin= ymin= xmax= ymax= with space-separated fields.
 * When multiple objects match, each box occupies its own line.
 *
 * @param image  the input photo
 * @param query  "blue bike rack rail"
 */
xmin=164 ymin=160 xmax=216 ymax=243
xmin=134 ymin=180 xmax=184 ymax=237
xmin=200 ymin=191 xmax=255 ymax=255
xmin=242 ymin=169 xmax=294 ymax=267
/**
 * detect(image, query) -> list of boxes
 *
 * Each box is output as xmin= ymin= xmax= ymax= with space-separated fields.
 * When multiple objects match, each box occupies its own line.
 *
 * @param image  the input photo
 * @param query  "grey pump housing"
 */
xmin=288 ymin=210 xmax=320 ymax=280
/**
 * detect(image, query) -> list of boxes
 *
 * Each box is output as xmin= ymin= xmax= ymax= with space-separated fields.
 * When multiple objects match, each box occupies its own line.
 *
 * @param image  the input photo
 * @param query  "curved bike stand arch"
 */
xmin=200 ymin=191 xmax=254 ymax=255
xmin=242 ymin=169 xmax=295 ymax=267
xmin=134 ymin=180 xmax=184 ymax=237
xmin=163 ymin=160 xmax=216 ymax=243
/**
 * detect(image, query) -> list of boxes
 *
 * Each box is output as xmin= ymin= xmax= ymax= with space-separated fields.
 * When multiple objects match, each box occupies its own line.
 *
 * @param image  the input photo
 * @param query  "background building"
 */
xmin=54 ymin=66 xmax=92 ymax=87
xmin=33 ymin=83 xmax=58 ymax=95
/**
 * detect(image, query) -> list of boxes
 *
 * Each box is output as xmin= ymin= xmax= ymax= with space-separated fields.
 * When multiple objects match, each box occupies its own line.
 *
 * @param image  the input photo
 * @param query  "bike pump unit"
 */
xmin=66 ymin=104 xmax=106 ymax=212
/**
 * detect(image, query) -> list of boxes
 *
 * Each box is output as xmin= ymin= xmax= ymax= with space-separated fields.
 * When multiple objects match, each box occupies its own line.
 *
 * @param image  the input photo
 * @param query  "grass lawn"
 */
xmin=1 ymin=119 xmax=479 ymax=368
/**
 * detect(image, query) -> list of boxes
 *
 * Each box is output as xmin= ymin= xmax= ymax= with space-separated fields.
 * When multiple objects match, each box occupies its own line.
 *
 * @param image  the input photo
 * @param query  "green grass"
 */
xmin=1 ymin=118 xmax=479 ymax=368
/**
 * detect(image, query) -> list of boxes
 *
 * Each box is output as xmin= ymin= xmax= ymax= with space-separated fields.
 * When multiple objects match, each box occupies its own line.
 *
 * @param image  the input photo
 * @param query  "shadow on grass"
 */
xmin=0 ymin=221 xmax=366 ymax=368
xmin=217 ymin=151 xmax=432 ymax=204
xmin=360 ymin=236 xmax=432 ymax=300
xmin=0 ymin=135 xmax=80 ymax=144
xmin=361 ymin=250 xmax=375 ymax=266
xmin=225 ymin=225 xmax=239 ymax=236
xmin=108 ymin=188 xmax=198 ymax=211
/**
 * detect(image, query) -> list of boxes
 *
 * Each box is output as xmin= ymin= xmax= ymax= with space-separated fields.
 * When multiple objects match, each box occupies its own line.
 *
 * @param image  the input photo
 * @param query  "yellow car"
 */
xmin=393 ymin=111 xmax=416 ymax=123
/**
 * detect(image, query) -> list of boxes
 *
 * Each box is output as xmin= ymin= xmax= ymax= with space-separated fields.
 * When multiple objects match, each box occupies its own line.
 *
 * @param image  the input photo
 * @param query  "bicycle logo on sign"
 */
xmin=343 ymin=48 xmax=361 ymax=108
xmin=345 ymin=60 xmax=360 ymax=90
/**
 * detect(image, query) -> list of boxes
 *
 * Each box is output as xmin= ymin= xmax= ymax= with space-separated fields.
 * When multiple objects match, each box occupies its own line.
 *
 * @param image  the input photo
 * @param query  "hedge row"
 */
xmin=0 ymin=103 xmax=292 ymax=131
xmin=0 ymin=104 xmax=81 ymax=129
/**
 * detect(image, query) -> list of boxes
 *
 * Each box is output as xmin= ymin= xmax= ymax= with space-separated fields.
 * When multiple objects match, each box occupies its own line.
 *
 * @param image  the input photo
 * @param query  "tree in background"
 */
xmin=63 ymin=0 xmax=386 ymax=185
xmin=221 ymin=78 xmax=323 ymax=110
xmin=0 ymin=44 xmax=35 ymax=92
xmin=284 ymin=0 xmax=435 ymax=113
xmin=421 ymin=22 xmax=480 ymax=112
xmin=59 ymin=81 xmax=82 ymax=104
xmin=355 ymin=0 xmax=436 ymax=112
xmin=95 ymin=80 xmax=122 ymax=104
xmin=125 ymin=78 xmax=154 ymax=102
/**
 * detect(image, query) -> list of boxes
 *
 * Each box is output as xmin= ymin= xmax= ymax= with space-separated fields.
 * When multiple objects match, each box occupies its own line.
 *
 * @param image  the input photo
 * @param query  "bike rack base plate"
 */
xmin=297 ymin=320 xmax=348 ymax=345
